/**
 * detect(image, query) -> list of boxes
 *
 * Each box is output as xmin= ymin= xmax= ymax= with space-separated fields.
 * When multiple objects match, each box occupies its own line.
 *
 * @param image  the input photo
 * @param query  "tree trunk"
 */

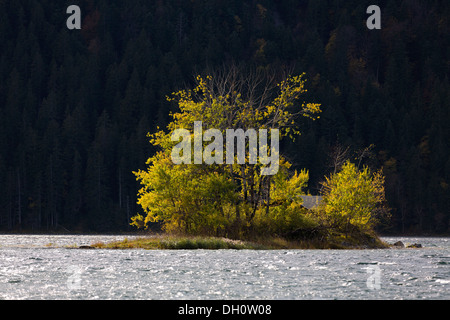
xmin=230 ymin=164 xmax=240 ymax=222
xmin=265 ymin=176 xmax=271 ymax=216
xmin=17 ymin=170 xmax=22 ymax=229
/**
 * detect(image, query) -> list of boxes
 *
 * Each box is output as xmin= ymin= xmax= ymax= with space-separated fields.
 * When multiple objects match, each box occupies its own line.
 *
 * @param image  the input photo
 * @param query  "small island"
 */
xmin=89 ymin=231 xmax=389 ymax=250
xmin=87 ymin=70 xmax=392 ymax=251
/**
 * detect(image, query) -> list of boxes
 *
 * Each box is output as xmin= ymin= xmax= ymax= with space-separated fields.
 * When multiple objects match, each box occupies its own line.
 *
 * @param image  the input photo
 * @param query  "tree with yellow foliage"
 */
xmin=320 ymin=161 xmax=390 ymax=237
xmin=131 ymin=66 xmax=321 ymax=238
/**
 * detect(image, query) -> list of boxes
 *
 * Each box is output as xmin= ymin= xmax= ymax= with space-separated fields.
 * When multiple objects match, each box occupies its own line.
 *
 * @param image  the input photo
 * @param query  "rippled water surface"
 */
xmin=0 ymin=235 xmax=448 ymax=300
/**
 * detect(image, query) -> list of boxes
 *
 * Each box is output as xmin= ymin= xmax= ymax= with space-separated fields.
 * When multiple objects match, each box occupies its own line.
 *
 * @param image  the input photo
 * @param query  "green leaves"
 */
xmin=320 ymin=161 xmax=389 ymax=235
xmin=132 ymin=70 xmax=321 ymax=237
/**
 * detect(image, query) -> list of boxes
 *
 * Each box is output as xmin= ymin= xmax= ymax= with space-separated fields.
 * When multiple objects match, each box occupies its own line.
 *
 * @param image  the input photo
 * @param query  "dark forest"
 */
xmin=0 ymin=0 xmax=449 ymax=234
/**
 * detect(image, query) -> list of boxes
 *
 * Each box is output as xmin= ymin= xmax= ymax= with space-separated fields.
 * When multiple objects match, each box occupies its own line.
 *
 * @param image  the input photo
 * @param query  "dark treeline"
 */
xmin=0 ymin=0 xmax=449 ymax=234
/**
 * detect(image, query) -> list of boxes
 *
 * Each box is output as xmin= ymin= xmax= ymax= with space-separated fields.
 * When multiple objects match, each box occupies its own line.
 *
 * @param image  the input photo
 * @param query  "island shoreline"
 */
xmin=86 ymin=232 xmax=391 ymax=250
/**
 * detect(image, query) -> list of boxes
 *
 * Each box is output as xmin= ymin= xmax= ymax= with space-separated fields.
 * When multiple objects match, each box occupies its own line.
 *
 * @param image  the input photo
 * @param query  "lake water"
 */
xmin=0 ymin=235 xmax=448 ymax=300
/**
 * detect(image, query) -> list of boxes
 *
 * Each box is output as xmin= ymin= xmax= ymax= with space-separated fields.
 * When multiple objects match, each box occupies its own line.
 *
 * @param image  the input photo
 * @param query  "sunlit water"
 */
xmin=0 ymin=235 xmax=448 ymax=300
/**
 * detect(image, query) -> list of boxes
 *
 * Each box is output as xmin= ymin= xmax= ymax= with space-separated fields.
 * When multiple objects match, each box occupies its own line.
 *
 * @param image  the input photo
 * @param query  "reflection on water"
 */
xmin=0 ymin=235 xmax=448 ymax=300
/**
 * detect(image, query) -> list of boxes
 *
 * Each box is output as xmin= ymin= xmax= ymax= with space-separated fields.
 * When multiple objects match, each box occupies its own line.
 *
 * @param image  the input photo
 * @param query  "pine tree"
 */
xmin=64 ymin=150 xmax=84 ymax=230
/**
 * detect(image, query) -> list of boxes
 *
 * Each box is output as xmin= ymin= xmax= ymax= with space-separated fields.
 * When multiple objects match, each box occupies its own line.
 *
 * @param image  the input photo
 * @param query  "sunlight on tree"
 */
xmin=132 ymin=67 xmax=321 ymax=237
xmin=319 ymin=161 xmax=390 ymax=237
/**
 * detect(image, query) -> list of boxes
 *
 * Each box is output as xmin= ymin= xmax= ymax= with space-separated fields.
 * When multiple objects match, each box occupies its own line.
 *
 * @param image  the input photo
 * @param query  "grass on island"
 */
xmin=90 ymin=235 xmax=259 ymax=250
xmin=88 ymin=231 xmax=389 ymax=250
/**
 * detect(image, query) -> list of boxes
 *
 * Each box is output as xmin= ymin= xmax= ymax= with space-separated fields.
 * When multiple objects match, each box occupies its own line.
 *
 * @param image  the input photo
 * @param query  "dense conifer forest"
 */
xmin=0 ymin=0 xmax=449 ymax=234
